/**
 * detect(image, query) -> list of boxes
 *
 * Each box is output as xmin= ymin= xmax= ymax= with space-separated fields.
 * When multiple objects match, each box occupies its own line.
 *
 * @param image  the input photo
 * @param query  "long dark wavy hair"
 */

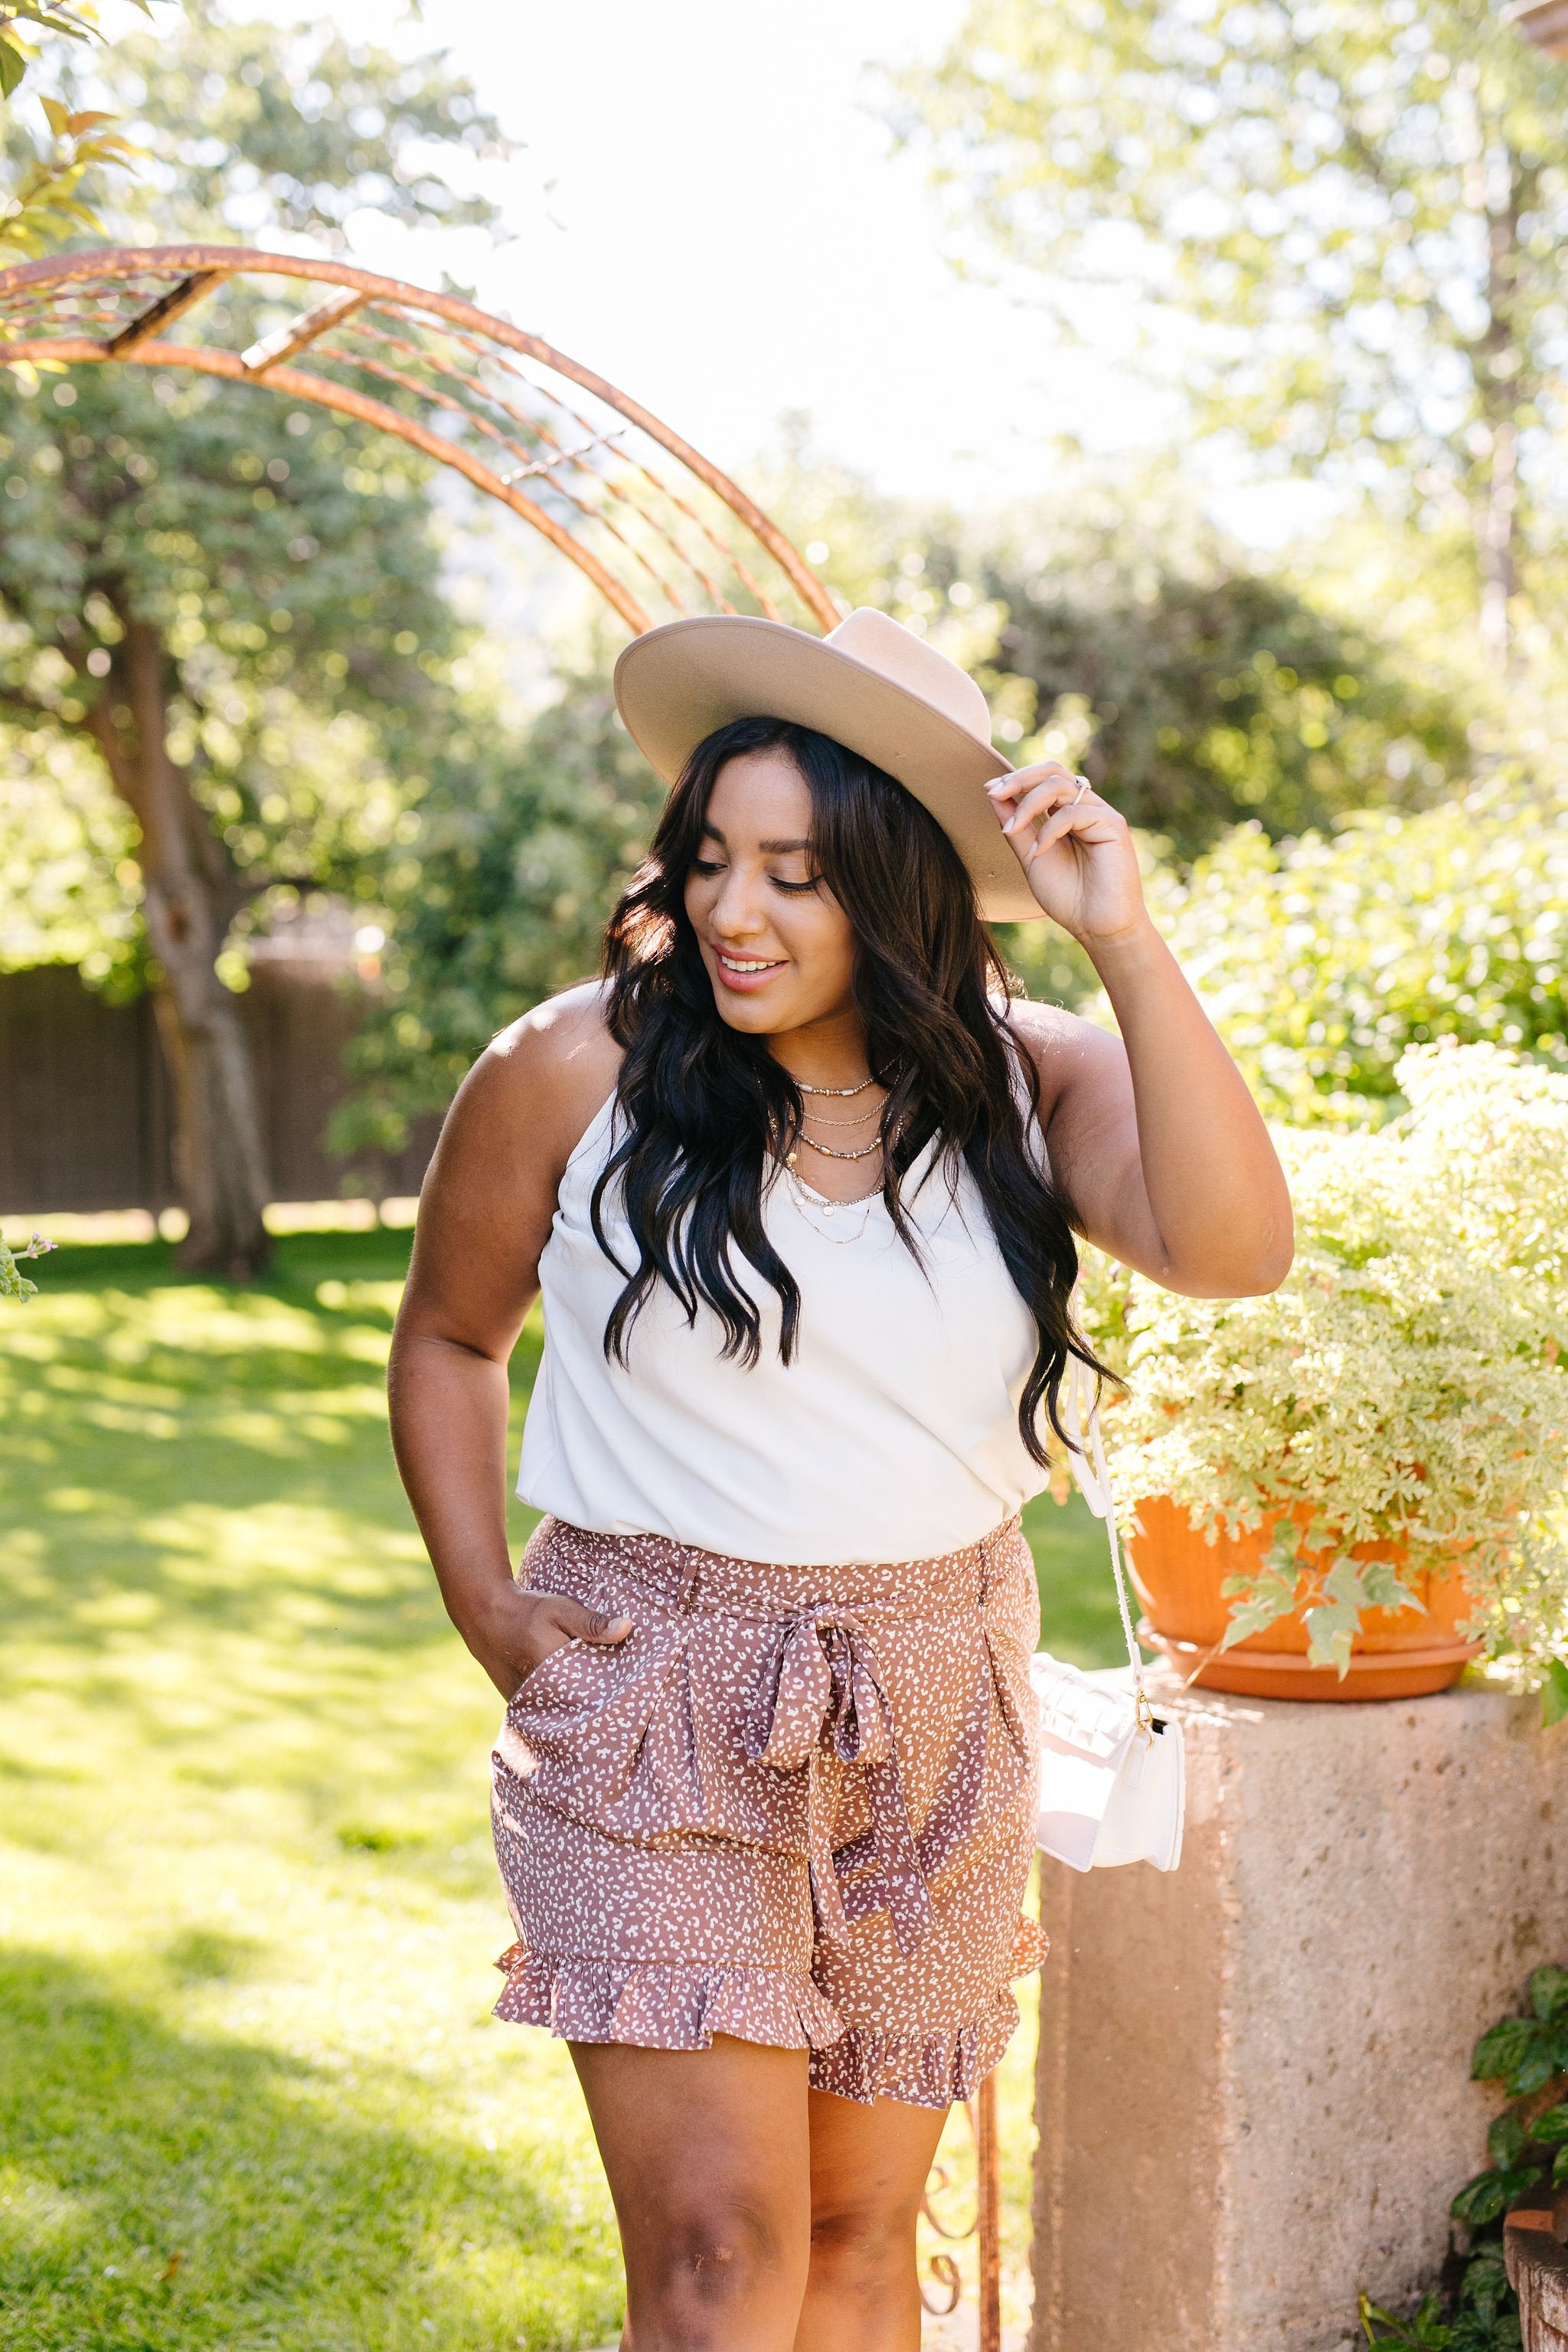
xmin=593 ymin=715 xmax=1106 ymax=1464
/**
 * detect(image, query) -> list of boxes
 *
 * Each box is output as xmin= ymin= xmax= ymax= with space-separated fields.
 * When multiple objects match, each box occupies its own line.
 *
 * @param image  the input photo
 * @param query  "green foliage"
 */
xmin=0 ymin=96 xmax=143 ymax=258
xmin=1220 ymin=1530 xmax=1423 ymax=1674
xmin=1141 ymin=789 xmax=1568 ymax=1126
xmin=890 ymin=0 xmax=1568 ymax=627
xmin=0 ymin=358 xmax=456 ymax=928
xmin=1360 ymin=2242 xmax=1521 ymax=2349
xmin=0 ymin=724 xmax=145 ymax=990
xmin=1472 ymin=1969 xmax=1568 ymax=2096
xmin=0 ymin=3 xmax=152 ymax=259
xmin=1080 ymin=1044 xmax=1568 ymax=1668
xmin=1542 ymin=1659 xmax=1568 ymax=1729
xmin=337 ymin=652 xmax=669 ymax=1152
xmin=0 ymin=1229 xmax=53 ymax=1301
xmin=984 ymin=548 xmax=1468 ymax=858
xmin=96 ymin=4 xmax=507 ymax=248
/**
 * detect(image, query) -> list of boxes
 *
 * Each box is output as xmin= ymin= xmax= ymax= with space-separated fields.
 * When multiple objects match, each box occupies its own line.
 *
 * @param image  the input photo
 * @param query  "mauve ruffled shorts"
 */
xmin=489 ymin=1512 xmax=1046 ymax=2107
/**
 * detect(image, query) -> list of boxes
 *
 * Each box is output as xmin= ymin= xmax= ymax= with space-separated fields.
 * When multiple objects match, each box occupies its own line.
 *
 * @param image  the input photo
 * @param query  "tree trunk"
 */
xmin=1478 ymin=411 xmax=1518 ymax=672
xmin=88 ymin=616 xmax=273 ymax=1279
xmin=1477 ymin=142 xmax=1526 ymax=675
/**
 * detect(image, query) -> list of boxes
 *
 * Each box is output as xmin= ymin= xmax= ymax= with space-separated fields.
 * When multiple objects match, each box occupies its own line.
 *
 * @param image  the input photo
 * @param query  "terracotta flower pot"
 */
xmin=1125 ymin=1496 xmax=1482 ymax=1702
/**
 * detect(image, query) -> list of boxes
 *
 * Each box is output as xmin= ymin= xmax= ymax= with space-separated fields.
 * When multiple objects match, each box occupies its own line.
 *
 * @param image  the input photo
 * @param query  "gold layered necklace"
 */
xmin=794 ymin=1073 xmax=876 ymax=1099
xmin=777 ymin=1067 xmax=888 ymax=1163
xmin=782 ymin=1165 xmax=881 ymax=1241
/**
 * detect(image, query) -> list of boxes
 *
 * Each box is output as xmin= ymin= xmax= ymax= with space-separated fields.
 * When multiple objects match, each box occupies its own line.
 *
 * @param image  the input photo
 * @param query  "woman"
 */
xmin=388 ymin=606 xmax=1291 ymax=2350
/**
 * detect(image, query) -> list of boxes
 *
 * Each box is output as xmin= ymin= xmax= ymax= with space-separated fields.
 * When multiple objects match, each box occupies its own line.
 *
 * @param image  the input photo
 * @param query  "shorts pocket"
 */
xmin=510 ymin=1633 xmax=585 ymax=1709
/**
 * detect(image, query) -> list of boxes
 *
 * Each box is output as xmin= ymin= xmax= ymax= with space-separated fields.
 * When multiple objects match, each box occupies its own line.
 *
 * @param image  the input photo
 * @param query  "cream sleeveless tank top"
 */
xmin=517 ymin=1092 xmax=1053 ymax=1566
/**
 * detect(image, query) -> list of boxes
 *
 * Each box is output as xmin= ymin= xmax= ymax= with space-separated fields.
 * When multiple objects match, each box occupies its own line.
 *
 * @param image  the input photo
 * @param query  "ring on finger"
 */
xmin=1071 ymin=775 xmax=1090 ymax=805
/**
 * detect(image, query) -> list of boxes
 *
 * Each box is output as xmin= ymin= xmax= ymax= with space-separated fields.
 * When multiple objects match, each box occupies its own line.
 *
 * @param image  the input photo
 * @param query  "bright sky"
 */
xmin=106 ymin=0 xmax=1314 ymax=541
xmin=351 ymin=0 xmax=1157 ymax=506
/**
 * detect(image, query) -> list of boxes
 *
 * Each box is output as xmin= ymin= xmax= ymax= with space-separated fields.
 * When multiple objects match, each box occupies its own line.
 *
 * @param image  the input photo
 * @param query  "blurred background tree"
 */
xmin=888 ymin=0 xmax=1568 ymax=673
xmin=0 ymin=8 xmax=507 ymax=1273
xmin=756 ymin=436 xmax=1472 ymax=853
xmin=337 ymin=633 xmax=669 ymax=1154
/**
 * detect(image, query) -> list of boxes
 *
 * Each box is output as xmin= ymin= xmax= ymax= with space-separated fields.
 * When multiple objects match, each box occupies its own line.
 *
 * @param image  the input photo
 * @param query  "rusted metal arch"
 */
xmin=0 ymin=243 xmax=840 ymax=638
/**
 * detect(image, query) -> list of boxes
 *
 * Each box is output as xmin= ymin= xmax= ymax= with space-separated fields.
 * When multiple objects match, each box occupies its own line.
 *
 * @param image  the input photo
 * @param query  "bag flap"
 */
xmin=1031 ymin=1651 xmax=1138 ymax=1762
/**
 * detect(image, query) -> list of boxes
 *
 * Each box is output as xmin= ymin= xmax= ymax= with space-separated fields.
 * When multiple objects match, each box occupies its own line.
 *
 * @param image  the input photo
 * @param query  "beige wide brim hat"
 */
xmin=612 ymin=605 xmax=1044 ymax=923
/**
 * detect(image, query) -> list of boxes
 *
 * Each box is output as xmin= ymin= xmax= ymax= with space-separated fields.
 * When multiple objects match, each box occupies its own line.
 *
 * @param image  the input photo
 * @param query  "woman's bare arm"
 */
xmin=991 ymin=765 xmax=1293 ymax=1297
xmin=387 ymin=984 xmax=626 ymax=1696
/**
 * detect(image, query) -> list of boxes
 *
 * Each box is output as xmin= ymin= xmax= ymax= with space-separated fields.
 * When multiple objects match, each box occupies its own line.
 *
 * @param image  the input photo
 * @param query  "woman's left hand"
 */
xmin=985 ymin=763 xmax=1147 ymax=948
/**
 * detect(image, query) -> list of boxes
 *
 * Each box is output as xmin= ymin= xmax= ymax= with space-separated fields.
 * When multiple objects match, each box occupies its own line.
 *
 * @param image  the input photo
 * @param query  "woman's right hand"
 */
xmin=464 ymin=1579 xmax=633 ymax=1700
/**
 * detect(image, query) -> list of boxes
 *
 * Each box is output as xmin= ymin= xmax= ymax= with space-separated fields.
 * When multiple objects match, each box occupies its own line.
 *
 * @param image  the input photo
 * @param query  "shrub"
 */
xmin=1142 ymin=787 xmax=1568 ymax=1129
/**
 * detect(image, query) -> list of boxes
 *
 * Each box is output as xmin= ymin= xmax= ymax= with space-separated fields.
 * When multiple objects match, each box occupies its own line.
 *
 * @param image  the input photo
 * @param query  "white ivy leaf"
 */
xmin=1304 ymin=1592 xmax=1361 ymax=1676
xmin=1219 ymin=1562 xmax=1300 ymax=1650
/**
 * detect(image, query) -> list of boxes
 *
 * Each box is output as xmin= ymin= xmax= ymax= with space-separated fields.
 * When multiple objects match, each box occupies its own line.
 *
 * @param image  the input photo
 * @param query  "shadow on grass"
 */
xmin=0 ymin=1946 xmax=621 ymax=2352
xmin=0 ymin=1232 xmax=542 ymax=1674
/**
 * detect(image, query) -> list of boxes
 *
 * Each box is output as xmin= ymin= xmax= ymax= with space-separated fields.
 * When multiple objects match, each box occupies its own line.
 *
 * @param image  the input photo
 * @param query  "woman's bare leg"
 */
xmin=795 ymin=2088 xmax=949 ymax=2351
xmin=570 ymin=2036 xmax=813 ymax=2351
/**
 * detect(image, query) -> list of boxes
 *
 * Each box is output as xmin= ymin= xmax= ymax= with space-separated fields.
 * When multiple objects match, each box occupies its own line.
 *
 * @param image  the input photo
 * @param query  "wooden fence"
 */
xmin=0 ymin=962 xmax=436 ymax=1215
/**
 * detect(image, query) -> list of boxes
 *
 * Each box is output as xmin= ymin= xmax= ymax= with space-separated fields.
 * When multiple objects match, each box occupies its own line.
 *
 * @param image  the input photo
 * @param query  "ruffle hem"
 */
xmin=493 ymin=1943 xmax=844 ymax=2052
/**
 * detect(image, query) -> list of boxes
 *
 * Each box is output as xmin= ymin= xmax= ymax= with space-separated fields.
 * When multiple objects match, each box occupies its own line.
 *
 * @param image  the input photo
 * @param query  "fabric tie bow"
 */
xmin=748 ymin=1607 xmax=933 ymax=1956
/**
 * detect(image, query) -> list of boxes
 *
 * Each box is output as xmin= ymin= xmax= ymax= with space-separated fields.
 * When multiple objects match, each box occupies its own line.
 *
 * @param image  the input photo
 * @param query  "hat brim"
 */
xmin=612 ymin=615 xmax=1044 ymax=925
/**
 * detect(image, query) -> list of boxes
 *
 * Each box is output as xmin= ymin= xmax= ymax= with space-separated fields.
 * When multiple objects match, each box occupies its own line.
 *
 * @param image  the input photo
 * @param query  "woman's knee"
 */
xmin=639 ymin=2186 xmax=804 ymax=2314
xmin=807 ymin=2189 xmax=920 ymax=2288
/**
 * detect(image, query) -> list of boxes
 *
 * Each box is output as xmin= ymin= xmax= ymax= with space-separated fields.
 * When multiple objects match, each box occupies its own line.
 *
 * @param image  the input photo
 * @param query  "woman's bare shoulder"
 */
xmin=1003 ymin=995 xmax=1128 ymax=1115
xmin=453 ymin=980 xmax=621 ymax=1162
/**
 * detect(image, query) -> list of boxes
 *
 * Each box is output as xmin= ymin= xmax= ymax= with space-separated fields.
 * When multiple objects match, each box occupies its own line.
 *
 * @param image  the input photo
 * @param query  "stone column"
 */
xmin=1031 ymin=1677 xmax=1568 ymax=2352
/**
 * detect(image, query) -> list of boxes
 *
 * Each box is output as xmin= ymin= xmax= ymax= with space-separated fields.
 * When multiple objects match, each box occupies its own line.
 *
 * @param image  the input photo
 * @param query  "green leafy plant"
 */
xmin=1357 ymin=1969 xmax=1568 ymax=2347
xmin=0 ymin=1228 xmax=54 ymax=1300
xmin=1080 ymin=1044 xmax=1568 ymax=1681
xmin=0 ymin=3 xmax=151 ymax=260
xmin=1221 ymin=1538 xmax=1421 ymax=1677
xmin=1357 ymin=2253 xmax=1516 ymax=2351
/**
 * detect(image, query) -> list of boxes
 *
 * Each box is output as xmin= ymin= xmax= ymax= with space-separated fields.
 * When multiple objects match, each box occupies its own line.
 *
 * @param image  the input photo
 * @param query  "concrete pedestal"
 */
xmin=1031 ymin=1677 xmax=1568 ymax=2352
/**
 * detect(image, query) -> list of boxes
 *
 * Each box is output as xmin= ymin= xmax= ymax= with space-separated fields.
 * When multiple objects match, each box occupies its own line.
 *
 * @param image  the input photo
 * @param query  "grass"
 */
xmin=0 ymin=1231 xmax=1120 ymax=2349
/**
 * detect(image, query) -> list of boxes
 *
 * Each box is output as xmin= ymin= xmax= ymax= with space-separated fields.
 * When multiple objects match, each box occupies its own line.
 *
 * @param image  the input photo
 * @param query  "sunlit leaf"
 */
xmin=1358 ymin=1560 xmax=1423 ymax=1616
xmin=1305 ymin=1589 xmax=1360 ymax=1675
xmin=1542 ymin=1660 xmax=1568 ymax=1730
xmin=1220 ymin=1559 xmax=1300 ymax=1648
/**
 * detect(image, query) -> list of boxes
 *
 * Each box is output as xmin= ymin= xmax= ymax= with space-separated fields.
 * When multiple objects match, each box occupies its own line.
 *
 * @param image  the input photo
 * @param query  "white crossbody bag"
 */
xmin=1030 ymin=1361 xmax=1186 ymax=1874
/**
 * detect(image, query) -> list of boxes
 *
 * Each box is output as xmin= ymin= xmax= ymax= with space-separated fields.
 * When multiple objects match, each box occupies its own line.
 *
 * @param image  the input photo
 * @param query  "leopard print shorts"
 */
xmin=489 ymin=1513 xmax=1044 ymax=2107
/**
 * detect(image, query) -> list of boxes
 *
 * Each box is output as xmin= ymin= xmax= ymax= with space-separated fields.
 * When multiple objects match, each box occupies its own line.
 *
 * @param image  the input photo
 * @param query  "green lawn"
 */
xmin=0 ymin=1232 xmax=1117 ymax=2349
